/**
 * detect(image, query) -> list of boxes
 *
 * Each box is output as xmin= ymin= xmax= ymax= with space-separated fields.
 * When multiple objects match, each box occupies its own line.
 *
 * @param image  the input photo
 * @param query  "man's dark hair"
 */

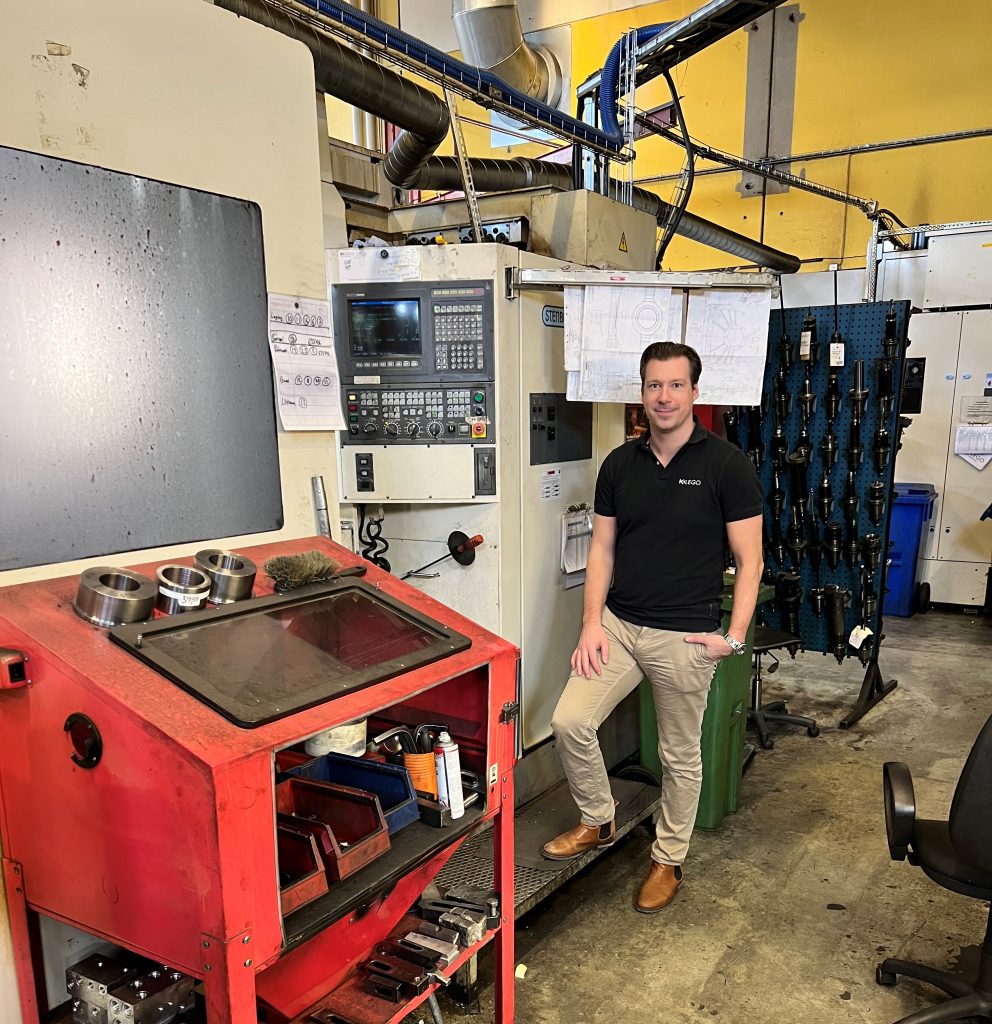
xmin=639 ymin=341 xmax=703 ymax=386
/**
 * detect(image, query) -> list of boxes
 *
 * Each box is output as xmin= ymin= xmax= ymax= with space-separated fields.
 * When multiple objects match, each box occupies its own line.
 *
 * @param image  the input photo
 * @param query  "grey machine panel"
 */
xmin=0 ymin=146 xmax=282 ymax=571
xmin=529 ymin=393 xmax=593 ymax=466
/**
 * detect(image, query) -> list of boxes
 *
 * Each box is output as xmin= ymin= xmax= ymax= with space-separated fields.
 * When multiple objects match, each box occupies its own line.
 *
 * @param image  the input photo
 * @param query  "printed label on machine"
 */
xmin=268 ymin=293 xmax=345 ymax=431
xmin=539 ymin=467 xmax=561 ymax=501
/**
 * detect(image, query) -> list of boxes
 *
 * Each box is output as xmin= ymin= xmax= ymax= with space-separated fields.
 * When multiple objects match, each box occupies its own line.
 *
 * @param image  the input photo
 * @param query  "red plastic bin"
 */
xmin=276 ymin=824 xmax=329 ymax=915
xmin=275 ymin=777 xmax=390 ymax=882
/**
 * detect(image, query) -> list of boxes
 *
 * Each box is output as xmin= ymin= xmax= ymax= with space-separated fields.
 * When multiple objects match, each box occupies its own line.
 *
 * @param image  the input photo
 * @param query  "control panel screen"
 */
xmin=348 ymin=299 xmax=422 ymax=357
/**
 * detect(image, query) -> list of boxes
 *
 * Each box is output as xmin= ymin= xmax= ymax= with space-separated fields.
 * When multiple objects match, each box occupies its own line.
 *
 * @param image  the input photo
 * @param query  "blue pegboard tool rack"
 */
xmin=735 ymin=299 xmax=911 ymax=728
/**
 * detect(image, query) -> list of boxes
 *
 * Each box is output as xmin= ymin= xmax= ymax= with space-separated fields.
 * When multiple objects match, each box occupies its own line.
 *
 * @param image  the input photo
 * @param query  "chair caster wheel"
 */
xmin=807 ymin=726 xmax=820 ymax=737
xmin=760 ymin=738 xmax=774 ymax=750
xmin=876 ymin=966 xmax=897 ymax=986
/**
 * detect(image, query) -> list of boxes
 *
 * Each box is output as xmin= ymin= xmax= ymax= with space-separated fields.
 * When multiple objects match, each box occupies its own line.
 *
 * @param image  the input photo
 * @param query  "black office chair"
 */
xmin=748 ymin=625 xmax=819 ymax=750
xmin=877 ymin=711 xmax=992 ymax=1022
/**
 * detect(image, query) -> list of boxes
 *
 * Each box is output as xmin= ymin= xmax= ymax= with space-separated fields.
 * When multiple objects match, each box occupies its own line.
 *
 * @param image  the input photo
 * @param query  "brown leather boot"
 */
xmin=542 ymin=818 xmax=616 ymax=860
xmin=634 ymin=862 xmax=683 ymax=913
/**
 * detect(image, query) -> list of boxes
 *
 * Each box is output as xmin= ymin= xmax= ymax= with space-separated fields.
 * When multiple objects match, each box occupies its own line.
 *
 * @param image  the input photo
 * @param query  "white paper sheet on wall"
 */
xmin=267 ymin=293 xmax=345 ymax=431
xmin=684 ymin=288 xmax=771 ymax=405
xmin=562 ymin=283 xmax=769 ymax=405
xmin=572 ymin=286 xmax=684 ymax=403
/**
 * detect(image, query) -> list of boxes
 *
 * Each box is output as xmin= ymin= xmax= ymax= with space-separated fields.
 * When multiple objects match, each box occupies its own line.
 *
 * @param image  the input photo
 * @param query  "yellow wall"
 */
xmin=359 ymin=0 xmax=991 ymax=270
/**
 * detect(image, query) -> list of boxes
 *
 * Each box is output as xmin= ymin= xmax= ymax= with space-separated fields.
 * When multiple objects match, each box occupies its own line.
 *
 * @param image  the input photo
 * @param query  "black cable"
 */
xmin=834 ymin=267 xmax=839 ymax=331
xmin=655 ymin=66 xmax=695 ymax=269
xmin=364 ymin=514 xmax=391 ymax=571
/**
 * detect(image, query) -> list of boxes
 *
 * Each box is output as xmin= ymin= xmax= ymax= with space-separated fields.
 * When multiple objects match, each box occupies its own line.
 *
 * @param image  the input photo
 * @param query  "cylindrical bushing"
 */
xmin=194 ymin=549 xmax=257 ymax=604
xmin=155 ymin=564 xmax=211 ymax=615
xmin=73 ymin=567 xmax=158 ymax=627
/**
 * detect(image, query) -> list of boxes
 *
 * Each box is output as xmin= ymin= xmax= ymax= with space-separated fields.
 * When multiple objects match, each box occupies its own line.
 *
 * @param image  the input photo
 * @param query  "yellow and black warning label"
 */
xmin=619 ymin=232 xmax=628 ymax=253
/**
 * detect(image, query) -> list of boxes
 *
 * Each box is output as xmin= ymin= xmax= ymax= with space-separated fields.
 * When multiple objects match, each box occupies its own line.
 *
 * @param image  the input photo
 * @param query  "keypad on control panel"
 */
xmin=433 ymin=302 xmax=485 ymax=371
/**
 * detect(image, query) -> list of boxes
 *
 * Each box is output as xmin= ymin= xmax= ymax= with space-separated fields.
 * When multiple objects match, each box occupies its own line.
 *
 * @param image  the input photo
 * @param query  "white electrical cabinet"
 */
xmin=898 ymin=308 xmax=992 ymax=606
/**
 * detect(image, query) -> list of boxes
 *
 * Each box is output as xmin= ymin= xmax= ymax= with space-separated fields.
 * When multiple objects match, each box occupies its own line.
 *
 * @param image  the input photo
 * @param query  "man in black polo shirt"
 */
xmin=543 ymin=341 xmax=763 ymax=913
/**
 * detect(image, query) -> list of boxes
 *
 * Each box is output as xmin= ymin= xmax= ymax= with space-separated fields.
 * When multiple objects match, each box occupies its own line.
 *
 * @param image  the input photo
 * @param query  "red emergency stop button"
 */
xmin=471 ymin=422 xmax=487 ymax=438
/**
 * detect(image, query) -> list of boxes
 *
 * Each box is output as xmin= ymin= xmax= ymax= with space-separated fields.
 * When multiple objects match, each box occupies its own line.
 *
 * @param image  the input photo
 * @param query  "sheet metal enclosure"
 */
xmin=0 ymin=536 xmax=519 ymax=1024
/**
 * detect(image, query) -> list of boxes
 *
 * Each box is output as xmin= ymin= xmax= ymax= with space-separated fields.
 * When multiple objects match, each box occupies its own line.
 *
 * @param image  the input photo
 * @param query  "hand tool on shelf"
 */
xmin=371 ymin=726 xmax=418 ymax=755
xmin=414 ymin=723 xmax=449 ymax=754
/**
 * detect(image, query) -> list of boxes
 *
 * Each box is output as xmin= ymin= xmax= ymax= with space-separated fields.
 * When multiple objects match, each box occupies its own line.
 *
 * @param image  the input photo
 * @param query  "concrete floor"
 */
xmin=420 ymin=607 xmax=992 ymax=1024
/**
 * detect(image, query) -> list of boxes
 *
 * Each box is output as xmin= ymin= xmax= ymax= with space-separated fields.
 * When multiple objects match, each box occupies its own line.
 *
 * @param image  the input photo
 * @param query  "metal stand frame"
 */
xmin=839 ymin=654 xmax=897 ymax=730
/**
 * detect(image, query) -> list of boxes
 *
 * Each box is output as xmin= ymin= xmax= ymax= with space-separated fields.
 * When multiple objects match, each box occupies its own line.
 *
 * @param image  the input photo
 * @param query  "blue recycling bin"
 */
xmin=884 ymin=483 xmax=938 ymax=617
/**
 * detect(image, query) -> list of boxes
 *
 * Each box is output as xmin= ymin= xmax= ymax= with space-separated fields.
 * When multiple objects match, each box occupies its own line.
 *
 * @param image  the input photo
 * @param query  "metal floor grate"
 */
xmin=436 ymin=778 xmax=660 ymax=918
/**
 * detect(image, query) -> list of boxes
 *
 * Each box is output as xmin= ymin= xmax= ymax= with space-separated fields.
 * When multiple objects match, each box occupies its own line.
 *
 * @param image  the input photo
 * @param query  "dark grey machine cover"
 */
xmin=0 ymin=146 xmax=283 ymax=571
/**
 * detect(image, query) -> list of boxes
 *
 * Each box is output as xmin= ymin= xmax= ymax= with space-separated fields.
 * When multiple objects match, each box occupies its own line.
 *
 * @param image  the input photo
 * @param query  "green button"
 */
xmin=473 ymin=391 xmax=484 ymax=403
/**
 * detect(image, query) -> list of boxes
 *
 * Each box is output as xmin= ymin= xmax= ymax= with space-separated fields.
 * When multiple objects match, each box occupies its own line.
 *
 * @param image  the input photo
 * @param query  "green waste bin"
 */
xmin=638 ymin=579 xmax=772 ymax=830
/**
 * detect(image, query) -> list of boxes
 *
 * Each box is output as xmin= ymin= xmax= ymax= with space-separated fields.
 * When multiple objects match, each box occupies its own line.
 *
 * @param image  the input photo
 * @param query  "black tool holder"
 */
xmin=736 ymin=299 xmax=911 ymax=729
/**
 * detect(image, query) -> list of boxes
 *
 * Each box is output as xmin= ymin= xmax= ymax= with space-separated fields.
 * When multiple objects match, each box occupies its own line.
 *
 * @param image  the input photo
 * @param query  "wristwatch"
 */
xmin=723 ymin=633 xmax=748 ymax=655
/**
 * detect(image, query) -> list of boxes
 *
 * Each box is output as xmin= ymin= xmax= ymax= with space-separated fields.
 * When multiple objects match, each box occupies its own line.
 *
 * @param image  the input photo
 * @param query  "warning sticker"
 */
xmin=619 ymin=232 xmax=628 ymax=253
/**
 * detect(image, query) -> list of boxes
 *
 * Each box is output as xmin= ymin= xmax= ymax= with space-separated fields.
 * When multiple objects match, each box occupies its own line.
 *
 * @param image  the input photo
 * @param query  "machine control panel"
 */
xmin=332 ymin=280 xmax=495 ymax=384
xmin=341 ymin=384 xmax=495 ymax=444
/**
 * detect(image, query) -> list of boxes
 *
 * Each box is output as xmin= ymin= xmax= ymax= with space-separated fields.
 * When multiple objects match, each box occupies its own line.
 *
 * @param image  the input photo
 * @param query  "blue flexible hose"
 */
xmin=599 ymin=24 xmax=672 ymax=141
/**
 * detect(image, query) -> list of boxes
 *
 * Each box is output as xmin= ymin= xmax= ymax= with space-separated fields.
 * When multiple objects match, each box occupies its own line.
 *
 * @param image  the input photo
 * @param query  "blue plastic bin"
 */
xmin=884 ymin=483 xmax=938 ymax=617
xmin=286 ymin=752 xmax=419 ymax=835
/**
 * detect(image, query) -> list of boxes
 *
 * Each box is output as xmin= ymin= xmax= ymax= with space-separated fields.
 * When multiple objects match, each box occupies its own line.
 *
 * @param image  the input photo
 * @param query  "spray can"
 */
xmin=433 ymin=731 xmax=464 ymax=820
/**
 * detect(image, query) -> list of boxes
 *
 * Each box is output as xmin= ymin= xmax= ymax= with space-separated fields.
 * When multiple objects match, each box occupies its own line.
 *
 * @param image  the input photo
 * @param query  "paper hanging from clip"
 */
xmin=561 ymin=507 xmax=593 ymax=576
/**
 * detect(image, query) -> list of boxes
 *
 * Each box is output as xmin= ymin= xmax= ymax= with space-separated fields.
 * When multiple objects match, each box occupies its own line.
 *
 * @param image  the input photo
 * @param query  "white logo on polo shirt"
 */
xmin=679 ymin=478 xmax=702 ymax=486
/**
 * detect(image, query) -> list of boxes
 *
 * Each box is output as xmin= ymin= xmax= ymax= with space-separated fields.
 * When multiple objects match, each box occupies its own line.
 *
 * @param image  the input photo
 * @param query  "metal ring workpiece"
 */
xmin=194 ymin=549 xmax=257 ymax=604
xmin=72 ymin=567 xmax=158 ymax=627
xmin=155 ymin=564 xmax=211 ymax=615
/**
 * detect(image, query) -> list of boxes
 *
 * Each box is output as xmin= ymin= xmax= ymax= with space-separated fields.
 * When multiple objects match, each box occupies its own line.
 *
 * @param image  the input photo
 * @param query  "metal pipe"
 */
xmin=215 ymin=0 xmax=449 ymax=185
xmin=637 ymin=126 xmax=992 ymax=184
xmin=451 ymin=0 xmax=561 ymax=105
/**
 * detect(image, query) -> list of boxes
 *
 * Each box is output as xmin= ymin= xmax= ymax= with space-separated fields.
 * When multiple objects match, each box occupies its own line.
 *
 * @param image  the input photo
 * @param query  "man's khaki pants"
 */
xmin=551 ymin=606 xmax=718 ymax=866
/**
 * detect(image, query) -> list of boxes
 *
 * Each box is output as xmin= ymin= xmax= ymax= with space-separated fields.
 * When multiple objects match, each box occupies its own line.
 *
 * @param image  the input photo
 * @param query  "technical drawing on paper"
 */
xmin=685 ymin=288 xmax=771 ymax=405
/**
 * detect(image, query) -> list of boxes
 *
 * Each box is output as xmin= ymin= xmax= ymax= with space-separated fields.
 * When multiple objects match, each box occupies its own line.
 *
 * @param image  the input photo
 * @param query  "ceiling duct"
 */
xmin=214 ymin=0 xmax=449 ymax=187
xmin=215 ymin=0 xmax=800 ymax=270
xmin=451 ymin=0 xmax=562 ymax=106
